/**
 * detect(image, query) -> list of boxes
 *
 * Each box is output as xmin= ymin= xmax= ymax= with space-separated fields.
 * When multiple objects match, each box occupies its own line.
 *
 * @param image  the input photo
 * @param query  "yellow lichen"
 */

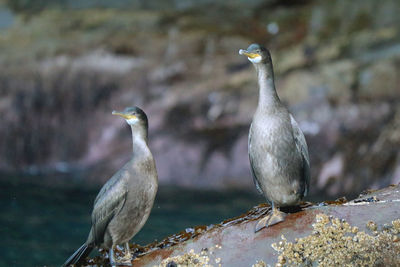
xmin=392 ymin=219 xmax=400 ymax=232
xmin=366 ymin=220 xmax=377 ymax=231
xmin=252 ymin=260 xmax=267 ymax=267
xmin=272 ymin=213 xmax=400 ymax=267
xmin=156 ymin=245 xmax=222 ymax=267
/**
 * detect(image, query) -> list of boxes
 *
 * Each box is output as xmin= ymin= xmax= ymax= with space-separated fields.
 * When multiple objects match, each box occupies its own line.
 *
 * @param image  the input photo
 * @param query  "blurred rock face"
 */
xmin=0 ymin=0 xmax=400 ymax=197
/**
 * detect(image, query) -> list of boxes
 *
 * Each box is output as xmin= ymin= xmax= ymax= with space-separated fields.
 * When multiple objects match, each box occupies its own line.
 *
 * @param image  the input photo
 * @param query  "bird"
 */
xmin=62 ymin=106 xmax=158 ymax=266
xmin=239 ymin=44 xmax=310 ymax=232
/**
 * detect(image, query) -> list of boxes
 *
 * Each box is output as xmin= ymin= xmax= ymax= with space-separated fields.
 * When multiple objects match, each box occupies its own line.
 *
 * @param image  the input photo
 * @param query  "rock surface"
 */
xmin=85 ymin=184 xmax=400 ymax=266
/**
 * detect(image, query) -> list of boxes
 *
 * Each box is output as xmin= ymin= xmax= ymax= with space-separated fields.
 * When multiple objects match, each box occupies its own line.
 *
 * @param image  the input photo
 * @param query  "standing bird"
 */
xmin=239 ymin=44 xmax=310 ymax=232
xmin=63 ymin=107 xmax=158 ymax=266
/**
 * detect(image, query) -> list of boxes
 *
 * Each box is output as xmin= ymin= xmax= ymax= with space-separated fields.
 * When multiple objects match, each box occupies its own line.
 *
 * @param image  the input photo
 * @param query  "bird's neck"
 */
xmin=255 ymin=63 xmax=281 ymax=112
xmin=130 ymin=126 xmax=150 ymax=157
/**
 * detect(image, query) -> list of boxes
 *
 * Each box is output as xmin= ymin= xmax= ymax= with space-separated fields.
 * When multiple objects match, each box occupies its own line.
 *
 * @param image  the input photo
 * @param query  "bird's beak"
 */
xmin=239 ymin=49 xmax=260 ymax=59
xmin=112 ymin=111 xmax=137 ymax=120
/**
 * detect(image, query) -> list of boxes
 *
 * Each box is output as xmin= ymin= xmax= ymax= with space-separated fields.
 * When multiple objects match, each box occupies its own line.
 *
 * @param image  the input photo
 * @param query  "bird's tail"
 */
xmin=62 ymin=243 xmax=93 ymax=267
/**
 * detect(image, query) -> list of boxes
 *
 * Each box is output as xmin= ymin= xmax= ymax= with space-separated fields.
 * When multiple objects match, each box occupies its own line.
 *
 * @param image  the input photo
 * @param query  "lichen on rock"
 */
xmin=272 ymin=214 xmax=400 ymax=266
xmin=155 ymin=245 xmax=222 ymax=267
xmin=252 ymin=260 xmax=267 ymax=267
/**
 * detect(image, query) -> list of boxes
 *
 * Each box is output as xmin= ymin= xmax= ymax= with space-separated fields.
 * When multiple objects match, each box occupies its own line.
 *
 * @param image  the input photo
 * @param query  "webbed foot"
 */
xmin=109 ymin=244 xmax=133 ymax=267
xmin=255 ymin=207 xmax=287 ymax=232
xmin=119 ymin=243 xmax=133 ymax=262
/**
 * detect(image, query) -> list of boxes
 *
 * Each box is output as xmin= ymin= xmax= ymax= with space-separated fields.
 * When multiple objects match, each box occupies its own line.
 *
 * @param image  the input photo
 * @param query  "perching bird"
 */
xmin=239 ymin=44 xmax=310 ymax=232
xmin=63 ymin=107 xmax=158 ymax=266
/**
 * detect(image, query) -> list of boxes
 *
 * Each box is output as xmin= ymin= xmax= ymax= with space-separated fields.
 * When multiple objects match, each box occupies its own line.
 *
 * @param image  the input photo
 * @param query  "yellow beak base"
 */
xmin=112 ymin=111 xmax=137 ymax=120
xmin=239 ymin=49 xmax=260 ymax=59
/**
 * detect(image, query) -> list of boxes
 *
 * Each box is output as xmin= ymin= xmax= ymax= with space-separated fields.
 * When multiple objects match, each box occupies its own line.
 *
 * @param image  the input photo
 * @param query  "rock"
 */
xmin=1 ymin=0 xmax=400 ymax=198
xmin=320 ymin=60 xmax=356 ymax=103
xmin=277 ymin=70 xmax=323 ymax=106
xmin=314 ymin=41 xmax=343 ymax=63
xmin=40 ymin=50 xmax=145 ymax=74
xmin=393 ymin=163 xmax=400 ymax=185
xmin=148 ymin=62 xmax=186 ymax=84
xmin=274 ymin=45 xmax=308 ymax=74
xmin=278 ymin=59 xmax=356 ymax=106
xmin=317 ymin=153 xmax=344 ymax=194
xmin=84 ymin=184 xmax=400 ymax=266
xmin=358 ymin=59 xmax=400 ymax=99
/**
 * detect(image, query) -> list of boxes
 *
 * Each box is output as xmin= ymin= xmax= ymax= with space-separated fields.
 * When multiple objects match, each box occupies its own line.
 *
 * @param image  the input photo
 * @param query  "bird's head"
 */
xmin=239 ymin=43 xmax=271 ymax=64
xmin=112 ymin=106 xmax=148 ymax=129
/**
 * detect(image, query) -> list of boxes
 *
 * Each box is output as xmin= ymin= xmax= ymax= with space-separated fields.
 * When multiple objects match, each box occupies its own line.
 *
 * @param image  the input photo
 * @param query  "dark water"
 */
xmin=1 ymin=180 xmax=263 ymax=266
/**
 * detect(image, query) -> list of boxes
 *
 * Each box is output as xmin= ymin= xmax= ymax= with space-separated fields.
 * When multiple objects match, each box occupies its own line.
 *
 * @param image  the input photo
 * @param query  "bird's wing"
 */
xmin=290 ymin=114 xmax=310 ymax=196
xmin=248 ymin=123 xmax=264 ymax=195
xmin=90 ymin=170 xmax=129 ymax=245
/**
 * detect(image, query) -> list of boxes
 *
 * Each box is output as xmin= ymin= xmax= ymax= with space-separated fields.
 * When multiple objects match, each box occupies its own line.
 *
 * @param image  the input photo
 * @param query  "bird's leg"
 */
xmin=266 ymin=206 xmax=287 ymax=226
xmin=255 ymin=202 xmax=287 ymax=232
xmin=109 ymin=244 xmax=132 ymax=266
xmin=119 ymin=243 xmax=133 ymax=262
xmin=109 ymin=247 xmax=117 ymax=267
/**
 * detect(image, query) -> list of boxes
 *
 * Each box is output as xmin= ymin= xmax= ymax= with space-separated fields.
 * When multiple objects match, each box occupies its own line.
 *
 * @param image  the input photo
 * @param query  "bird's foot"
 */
xmin=255 ymin=208 xmax=287 ymax=232
xmin=120 ymin=243 xmax=133 ymax=262
xmin=116 ymin=255 xmax=133 ymax=266
xmin=109 ymin=246 xmax=133 ymax=267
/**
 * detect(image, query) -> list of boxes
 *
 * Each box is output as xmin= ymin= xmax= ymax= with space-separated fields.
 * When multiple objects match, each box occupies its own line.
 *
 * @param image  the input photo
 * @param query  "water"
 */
xmin=0 ymin=6 xmax=14 ymax=30
xmin=1 ymin=180 xmax=263 ymax=266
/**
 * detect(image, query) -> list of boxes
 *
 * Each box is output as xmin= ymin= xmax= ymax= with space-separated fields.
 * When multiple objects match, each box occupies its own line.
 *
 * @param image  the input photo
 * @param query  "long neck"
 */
xmin=130 ymin=125 xmax=150 ymax=158
xmin=254 ymin=63 xmax=280 ymax=111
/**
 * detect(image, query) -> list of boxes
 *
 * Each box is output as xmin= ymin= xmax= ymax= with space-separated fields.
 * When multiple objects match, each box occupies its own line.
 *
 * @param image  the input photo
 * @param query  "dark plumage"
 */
xmin=63 ymin=106 xmax=158 ymax=266
xmin=239 ymin=44 xmax=310 ymax=232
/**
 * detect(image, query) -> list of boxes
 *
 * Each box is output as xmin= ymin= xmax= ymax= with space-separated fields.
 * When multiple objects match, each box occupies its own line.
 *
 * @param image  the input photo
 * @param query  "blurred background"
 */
xmin=1 ymin=0 xmax=399 ymax=265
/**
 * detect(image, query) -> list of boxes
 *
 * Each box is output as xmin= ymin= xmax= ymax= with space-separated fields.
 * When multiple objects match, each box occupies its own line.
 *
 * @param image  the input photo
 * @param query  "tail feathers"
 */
xmin=62 ymin=243 xmax=93 ymax=267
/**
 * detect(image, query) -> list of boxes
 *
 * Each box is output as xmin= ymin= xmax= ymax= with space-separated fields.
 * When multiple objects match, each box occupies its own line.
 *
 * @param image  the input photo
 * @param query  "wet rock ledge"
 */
xmin=86 ymin=184 xmax=400 ymax=266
